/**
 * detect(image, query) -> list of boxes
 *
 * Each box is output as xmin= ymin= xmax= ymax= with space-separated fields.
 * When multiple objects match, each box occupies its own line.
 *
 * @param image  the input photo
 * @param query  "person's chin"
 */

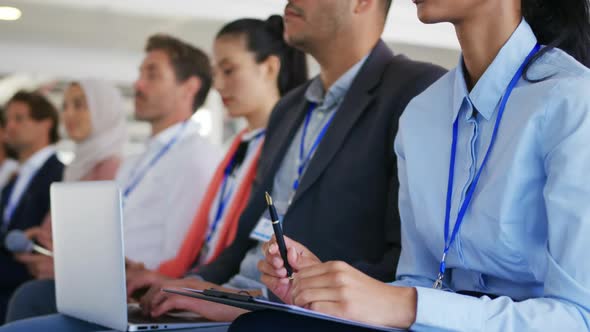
xmin=415 ymin=3 xmax=448 ymax=24
xmin=416 ymin=10 xmax=446 ymax=24
xmin=68 ymin=133 xmax=82 ymax=142
xmin=225 ymin=107 xmax=245 ymax=119
xmin=134 ymin=111 xmax=150 ymax=122
xmin=284 ymin=33 xmax=307 ymax=50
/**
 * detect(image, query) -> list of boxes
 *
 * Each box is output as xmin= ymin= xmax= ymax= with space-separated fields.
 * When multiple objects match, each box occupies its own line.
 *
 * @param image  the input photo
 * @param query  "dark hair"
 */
xmin=217 ymin=15 xmax=308 ymax=96
xmin=146 ymin=34 xmax=212 ymax=111
xmin=523 ymin=0 xmax=590 ymax=77
xmin=6 ymin=91 xmax=60 ymax=143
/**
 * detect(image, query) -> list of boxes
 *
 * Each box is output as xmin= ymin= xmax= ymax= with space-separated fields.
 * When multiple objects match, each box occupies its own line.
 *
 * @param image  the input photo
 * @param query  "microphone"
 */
xmin=4 ymin=229 xmax=53 ymax=257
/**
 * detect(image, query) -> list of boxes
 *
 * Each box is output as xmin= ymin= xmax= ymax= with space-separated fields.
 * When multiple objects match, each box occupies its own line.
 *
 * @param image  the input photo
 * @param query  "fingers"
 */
xmin=264 ymin=242 xmax=298 ymax=270
xmin=36 ymin=233 xmax=53 ymax=249
xmin=149 ymin=287 xmax=169 ymax=314
xmin=292 ymin=288 xmax=345 ymax=308
xmin=140 ymin=285 xmax=162 ymax=316
xmin=296 ymin=261 xmax=352 ymax=281
xmin=24 ymin=227 xmax=42 ymax=239
xmin=127 ymin=278 xmax=149 ymax=297
xmin=264 ymin=237 xmax=320 ymax=272
xmin=257 ymin=258 xmax=287 ymax=279
xmin=263 ymin=235 xmax=303 ymax=258
xmin=14 ymin=253 xmax=32 ymax=263
xmin=125 ymin=257 xmax=146 ymax=271
xmin=127 ymin=272 xmax=158 ymax=297
xmin=150 ymin=298 xmax=175 ymax=317
xmin=15 ymin=253 xmax=51 ymax=266
xmin=150 ymin=295 xmax=201 ymax=318
xmin=260 ymin=272 xmax=290 ymax=289
xmin=261 ymin=235 xmax=276 ymax=258
xmin=292 ymin=268 xmax=346 ymax=294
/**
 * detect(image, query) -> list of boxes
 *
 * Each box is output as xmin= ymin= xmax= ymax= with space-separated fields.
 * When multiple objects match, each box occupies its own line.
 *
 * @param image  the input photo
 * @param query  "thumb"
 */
xmin=288 ymin=246 xmax=318 ymax=270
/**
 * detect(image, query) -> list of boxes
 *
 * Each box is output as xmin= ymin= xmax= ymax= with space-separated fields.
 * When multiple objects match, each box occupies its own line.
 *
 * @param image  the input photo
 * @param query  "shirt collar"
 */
xmin=241 ymin=127 xmax=265 ymax=142
xmin=148 ymin=120 xmax=194 ymax=149
xmin=21 ymin=145 xmax=55 ymax=171
xmin=305 ymin=55 xmax=369 ymax=110
xmin=451 ymin=19 xmax=538 ymax=122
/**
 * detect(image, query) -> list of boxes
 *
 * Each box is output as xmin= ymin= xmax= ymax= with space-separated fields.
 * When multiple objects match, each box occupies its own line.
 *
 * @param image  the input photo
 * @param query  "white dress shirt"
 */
xmin=116 ymin=120 xmax=222 ymax=269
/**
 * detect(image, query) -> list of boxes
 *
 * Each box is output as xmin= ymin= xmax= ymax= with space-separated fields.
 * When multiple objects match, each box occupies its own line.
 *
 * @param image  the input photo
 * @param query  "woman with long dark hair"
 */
xmin=155 ymin=14 xmax=308 ymax=277
xmin=250 ymin=0 xmax=590 ymax=331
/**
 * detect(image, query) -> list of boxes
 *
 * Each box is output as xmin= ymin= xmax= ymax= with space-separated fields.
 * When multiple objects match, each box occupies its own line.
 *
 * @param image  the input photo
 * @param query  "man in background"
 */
xmin=0 ymin=91 xmax=64 ymax=322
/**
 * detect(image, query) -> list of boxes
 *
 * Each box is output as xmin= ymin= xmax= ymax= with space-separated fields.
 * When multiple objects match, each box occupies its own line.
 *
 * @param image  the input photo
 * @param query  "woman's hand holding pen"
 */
xmin=289 ymin=260 xmax=417 ymax=329
xmin=259 ymin=235 xmax=417 ymax=329
xmin=259 ymin=235 xmax=321 ymax=304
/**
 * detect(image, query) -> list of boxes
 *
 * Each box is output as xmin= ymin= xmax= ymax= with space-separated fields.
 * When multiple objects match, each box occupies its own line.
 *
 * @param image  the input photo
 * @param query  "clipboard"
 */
xmin=163 ymin=288 xmax=405 ymax=331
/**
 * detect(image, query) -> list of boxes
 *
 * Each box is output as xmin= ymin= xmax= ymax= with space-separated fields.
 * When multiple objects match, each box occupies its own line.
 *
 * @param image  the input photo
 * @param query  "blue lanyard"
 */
xmin=433 ymin=44 xmax=541 ymax=289
xmin=292 ymin=103 xmax=337 ymax=192
xmin=123 ymin=120 xmax=189 ymax=200
xmin=205 ymin=130 xmax=265 ymax=244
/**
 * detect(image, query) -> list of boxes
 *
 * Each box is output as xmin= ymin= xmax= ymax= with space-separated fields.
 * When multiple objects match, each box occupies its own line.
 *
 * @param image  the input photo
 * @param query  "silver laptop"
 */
xmin=51 ymin=181 xmax=230 ymax=331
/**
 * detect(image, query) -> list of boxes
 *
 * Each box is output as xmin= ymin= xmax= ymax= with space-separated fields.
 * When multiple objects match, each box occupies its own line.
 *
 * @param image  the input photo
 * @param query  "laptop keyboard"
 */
xmin=127 ymin=303 xmax=211 ymax=324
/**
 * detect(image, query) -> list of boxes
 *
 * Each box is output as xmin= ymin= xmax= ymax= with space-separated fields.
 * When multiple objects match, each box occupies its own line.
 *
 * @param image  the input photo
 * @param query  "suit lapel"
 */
xmin=6 ymin=155 xmax=56 ymax=227
xmin=259 ymin=92 xmax=310 ymax=189
xmin=289 ymin=40 xmax=394 ymax=206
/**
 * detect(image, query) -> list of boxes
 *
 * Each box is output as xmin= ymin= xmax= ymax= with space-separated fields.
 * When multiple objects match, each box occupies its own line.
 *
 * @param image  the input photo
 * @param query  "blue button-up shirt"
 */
xmin=393 ymin=20 xmax=590 ymax=331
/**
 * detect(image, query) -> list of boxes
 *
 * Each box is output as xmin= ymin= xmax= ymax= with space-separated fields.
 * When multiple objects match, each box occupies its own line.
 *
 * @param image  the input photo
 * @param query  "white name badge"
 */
xmin=249 ymin=216 xmax=275 ymax=242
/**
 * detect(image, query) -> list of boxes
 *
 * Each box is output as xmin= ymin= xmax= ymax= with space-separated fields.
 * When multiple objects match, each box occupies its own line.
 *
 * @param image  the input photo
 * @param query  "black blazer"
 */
xmin=0 ymin=154 xmax=64 ymax=288
xmin=198 ymin=40 xmax=446 ymax=284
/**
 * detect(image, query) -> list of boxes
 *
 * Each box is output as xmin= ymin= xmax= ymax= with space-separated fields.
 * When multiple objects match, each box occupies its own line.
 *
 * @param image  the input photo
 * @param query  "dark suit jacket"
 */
xmin=198 ymin=40 xmax=446 ymax=284
xmin=0 ymin=154 xmax=64 ymax=289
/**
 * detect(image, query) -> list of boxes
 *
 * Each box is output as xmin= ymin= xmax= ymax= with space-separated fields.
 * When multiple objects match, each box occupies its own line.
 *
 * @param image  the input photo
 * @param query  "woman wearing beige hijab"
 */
xmin=62 ymin=80 xmax=127 ymax=182
xmin=11 ymin=79 xmax=127 ymax=283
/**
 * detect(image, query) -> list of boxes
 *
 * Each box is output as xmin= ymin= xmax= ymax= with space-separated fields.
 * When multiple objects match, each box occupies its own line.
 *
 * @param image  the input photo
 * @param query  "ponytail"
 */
xmin=523 ymin=0 xmax=590 ymax=77
xmin=217 ymin=15 xmax=309 ymax=96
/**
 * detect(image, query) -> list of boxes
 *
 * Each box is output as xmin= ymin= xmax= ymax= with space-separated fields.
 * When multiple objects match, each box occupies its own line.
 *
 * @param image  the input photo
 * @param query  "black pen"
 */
xmin=265 ymin=192 xmax=294 ymax=279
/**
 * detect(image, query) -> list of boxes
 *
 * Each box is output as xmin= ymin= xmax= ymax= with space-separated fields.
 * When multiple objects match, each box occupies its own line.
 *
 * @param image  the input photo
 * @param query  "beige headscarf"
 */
xmin=63 ymin=80 xmax=127 ymax=181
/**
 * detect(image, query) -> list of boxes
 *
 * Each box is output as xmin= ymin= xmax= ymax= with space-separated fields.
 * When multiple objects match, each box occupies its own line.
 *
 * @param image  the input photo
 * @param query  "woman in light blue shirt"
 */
xmin=251 ymin=0 xmax=590 ymax=331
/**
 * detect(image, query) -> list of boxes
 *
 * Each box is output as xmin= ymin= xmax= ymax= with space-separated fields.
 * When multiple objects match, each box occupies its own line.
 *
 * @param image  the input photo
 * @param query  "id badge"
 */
xmin=249 ymin=199 xmax=287 ymax=242
xmin=249 ymin=215 xmax=275 ymax=242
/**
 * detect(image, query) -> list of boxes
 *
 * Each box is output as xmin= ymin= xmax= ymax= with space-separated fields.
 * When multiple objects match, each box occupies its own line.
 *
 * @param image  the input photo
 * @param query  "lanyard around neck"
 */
xmin=205 ymin=130 xmax=265 ymax=245
xmin=292 ymin=102 xmax=337 ymax=193
xmin=123 ymin=120 xmax=189 ymax=200
xmin=433 ymin=44 xmax=541 ymax=289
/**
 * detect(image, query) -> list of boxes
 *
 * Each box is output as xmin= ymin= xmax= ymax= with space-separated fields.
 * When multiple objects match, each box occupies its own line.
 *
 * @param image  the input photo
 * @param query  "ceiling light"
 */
xmin=0 ymin=7 xmax=21 ymax=21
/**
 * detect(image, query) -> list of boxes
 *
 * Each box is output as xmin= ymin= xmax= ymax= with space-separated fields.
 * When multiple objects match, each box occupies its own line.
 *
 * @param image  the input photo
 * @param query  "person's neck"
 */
xmin=456 ymin=5 xmax=521 ymax=90
xmin=18 ymin=141 xmax=49 ymax=164
xmin=313 ymin=35 xmax=377 ymax=91
xmin=151 ymin=110 xmax=192 ymax=137
xmin=245 ymin=94 xmax=279 ymax=131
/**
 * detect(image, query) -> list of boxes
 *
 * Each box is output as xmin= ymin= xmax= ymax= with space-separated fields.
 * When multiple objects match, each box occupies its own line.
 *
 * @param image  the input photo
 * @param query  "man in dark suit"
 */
xmin=0 ymin=91 xmax=64 ymax=322
xmin=125 ymin=0 xmax=446 ymax=324
xmin=0 ymin=0 xmax=446 ymax=330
